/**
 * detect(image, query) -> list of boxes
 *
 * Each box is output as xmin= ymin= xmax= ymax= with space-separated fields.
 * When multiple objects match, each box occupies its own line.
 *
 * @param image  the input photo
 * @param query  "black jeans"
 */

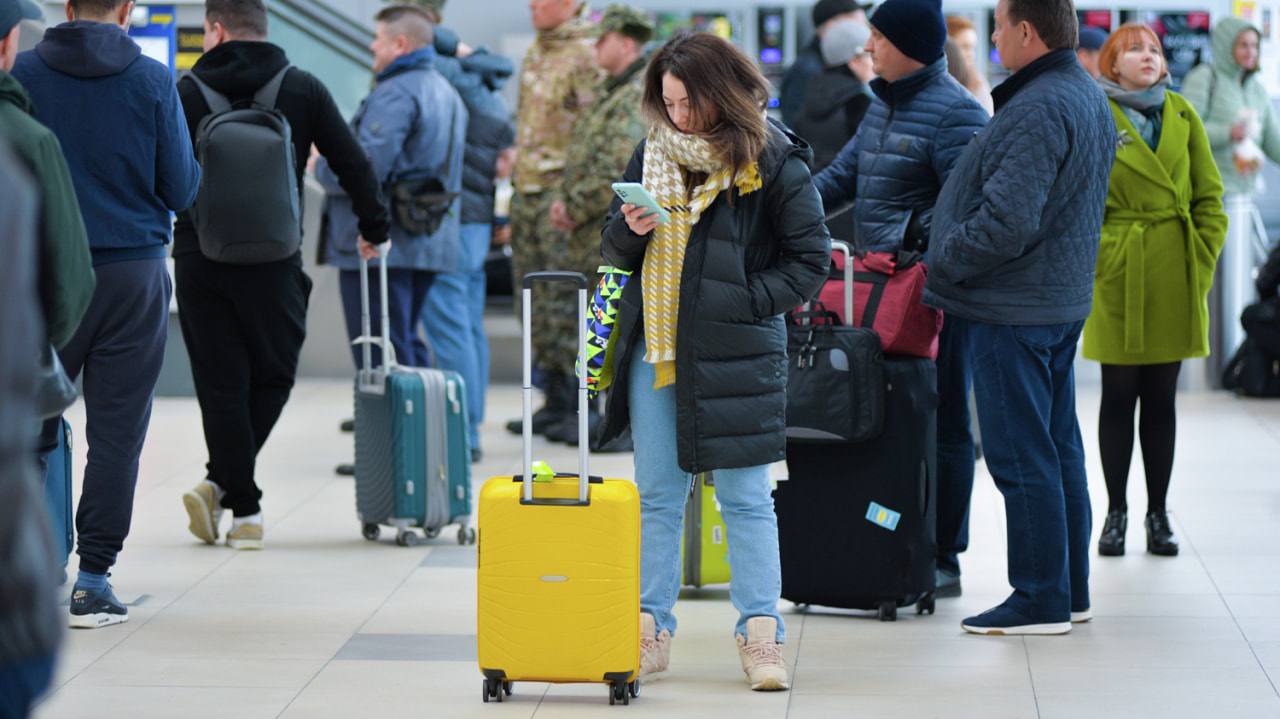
xmin=175 ymin=254 xmax=312 ymax=517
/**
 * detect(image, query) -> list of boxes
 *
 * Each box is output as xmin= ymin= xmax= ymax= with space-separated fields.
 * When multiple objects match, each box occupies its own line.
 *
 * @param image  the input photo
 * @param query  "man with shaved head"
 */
xmin=316 ymin=4 xmax=467 ymax=386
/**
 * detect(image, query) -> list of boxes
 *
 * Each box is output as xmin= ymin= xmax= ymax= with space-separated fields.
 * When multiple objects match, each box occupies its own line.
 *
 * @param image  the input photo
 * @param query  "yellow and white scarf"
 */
xmin=641 ymin=124 xmax=761 ymax=389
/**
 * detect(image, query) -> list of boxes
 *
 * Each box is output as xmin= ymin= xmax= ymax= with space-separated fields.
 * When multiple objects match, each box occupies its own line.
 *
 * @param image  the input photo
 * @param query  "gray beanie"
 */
xmin=821 ymin=19 xmax=871 ymax=67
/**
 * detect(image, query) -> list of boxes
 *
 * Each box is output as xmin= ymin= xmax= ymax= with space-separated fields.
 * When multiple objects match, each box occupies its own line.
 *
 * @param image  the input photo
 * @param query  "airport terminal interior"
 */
xmin=8 ymin=0 xmax=1280 ymax=717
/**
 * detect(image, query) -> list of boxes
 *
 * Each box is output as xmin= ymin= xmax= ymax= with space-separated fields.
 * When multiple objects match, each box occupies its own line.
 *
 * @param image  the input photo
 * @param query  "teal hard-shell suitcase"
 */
xmin=353 ymin=257 xmax=475 ymax=546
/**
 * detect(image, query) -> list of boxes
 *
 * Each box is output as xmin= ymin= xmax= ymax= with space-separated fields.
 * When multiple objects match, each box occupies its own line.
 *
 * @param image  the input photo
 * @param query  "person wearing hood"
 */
xmin=1181 ymin=17 xmax=1280 ymax=198
xmin=779 ymin=0 xmax=870 ymax=129
xmin=1083 ymin=24 xmax=1227 ymax=560
xmin=599 ymin=32 xmax=829 ymax=691
xmin=316 ymin=5 xmax=467 ymax=370
xmin=416 ymin=5 xmax=515 ymax=463
xmin=504 ymin=0 xmax=602 ymax=438
xmin=811 ymin=0 xmax=989 ymax=602
xmin=13 ymin=0 xmax=200 ymax=630
xmin=0 ymin=0 xmax=95 ymax=355
xmin=174 ymin=0 xmax=389 ymax=552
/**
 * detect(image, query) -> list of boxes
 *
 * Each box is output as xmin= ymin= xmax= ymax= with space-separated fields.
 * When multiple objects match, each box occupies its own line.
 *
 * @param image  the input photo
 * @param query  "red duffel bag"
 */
xmin=817 ymin=242 xmax=942 ymax=359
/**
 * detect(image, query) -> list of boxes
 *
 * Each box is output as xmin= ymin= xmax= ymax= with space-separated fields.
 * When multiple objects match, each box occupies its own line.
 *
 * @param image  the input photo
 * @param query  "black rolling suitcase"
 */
xmin=775 ymin=356 xmax=938 ymax=621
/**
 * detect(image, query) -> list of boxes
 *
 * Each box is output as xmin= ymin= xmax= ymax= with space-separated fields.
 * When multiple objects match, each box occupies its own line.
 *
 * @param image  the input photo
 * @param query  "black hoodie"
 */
xmin=173 ymin=41 xmax=389 ymax=257
xmin=791 ymin=65 xmax=872 ymax=171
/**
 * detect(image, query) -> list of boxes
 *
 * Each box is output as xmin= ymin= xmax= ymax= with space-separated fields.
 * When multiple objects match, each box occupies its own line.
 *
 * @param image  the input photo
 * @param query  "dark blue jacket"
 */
xmin=433 ymin=26 xmax=515 ymax=224
xmin=13 ymin=22 xmax=200 ymax=266
xmin=924 ymin=50 xmax=1117 ymax=325
xmin=812 ymin=59 xmax=989 ymax=251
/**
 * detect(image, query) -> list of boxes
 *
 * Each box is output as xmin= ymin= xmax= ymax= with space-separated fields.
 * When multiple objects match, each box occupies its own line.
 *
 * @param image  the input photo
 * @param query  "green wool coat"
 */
xmin=1083 ymin=92 xmax=1228 ymax=365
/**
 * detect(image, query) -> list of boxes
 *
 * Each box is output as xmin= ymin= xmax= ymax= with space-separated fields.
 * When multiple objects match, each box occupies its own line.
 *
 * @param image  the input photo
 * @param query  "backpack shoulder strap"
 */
xmin=189 ymin=73 xmax=232 ymax=115
xmin=252 ymin=66 xmax=291 ymax=110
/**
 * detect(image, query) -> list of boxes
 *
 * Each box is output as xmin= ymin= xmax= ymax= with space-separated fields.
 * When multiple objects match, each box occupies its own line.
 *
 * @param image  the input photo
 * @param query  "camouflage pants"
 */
xmin=510 ymin=191 xmax=606 ymax=375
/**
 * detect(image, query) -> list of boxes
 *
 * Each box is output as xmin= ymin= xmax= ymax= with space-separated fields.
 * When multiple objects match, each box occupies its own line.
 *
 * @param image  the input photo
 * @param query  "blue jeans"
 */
xmin=629 ymin=338 xmax=785 ymax=642
xmin=954 ymin=316 xmax=1091 ymax=621
xmin=935 ymin=320 xmax=976 ymax=575
xmin=338 ymin=268 xmax=435 ymax=369
xmin=420 ymin=223 xmax=490 ymax=448
xmin=0 ymin=654 xmax=56 ymax=719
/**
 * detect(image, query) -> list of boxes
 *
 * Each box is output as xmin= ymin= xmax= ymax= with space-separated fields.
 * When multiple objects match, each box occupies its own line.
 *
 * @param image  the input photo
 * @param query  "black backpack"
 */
xmin=189 ymin=67 xmax=301 ymax=264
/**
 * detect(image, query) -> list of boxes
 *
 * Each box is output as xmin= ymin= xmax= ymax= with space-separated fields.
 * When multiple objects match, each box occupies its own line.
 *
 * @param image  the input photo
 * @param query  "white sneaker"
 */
xmin=1071 ymin=609 xmax=1093 ymax=623
xmin=736 ymin=617 xmax=789 ymax=691
xmin=639 ymin=612 xmax=671 ymax=680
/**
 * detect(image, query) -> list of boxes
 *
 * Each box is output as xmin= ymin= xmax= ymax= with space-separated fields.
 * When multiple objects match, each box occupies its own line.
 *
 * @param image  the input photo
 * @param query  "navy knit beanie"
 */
xmin=869 ymin=0 xmax=947 ymax=65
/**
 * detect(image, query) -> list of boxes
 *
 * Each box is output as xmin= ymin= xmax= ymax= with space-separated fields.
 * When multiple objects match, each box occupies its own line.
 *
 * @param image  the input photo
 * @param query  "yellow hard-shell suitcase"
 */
xmin=477 ymin=272 xmax=641 ymax=705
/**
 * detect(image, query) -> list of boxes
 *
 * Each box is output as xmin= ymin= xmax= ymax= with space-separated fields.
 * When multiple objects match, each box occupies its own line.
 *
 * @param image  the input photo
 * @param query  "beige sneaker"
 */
xmin=639 ymin=612 xmax=671 ymax=680
xmin=736 ymin=617 xmax=789 ymax=691
xmin=226 ymin=522 xmax=263 ymax=550
xmin=182 ymin=481 xmax=223 ymax=545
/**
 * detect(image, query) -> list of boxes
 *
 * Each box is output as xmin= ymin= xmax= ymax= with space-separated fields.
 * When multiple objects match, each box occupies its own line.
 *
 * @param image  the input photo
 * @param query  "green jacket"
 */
xmin=559 ymin=56 xmax=647 ymax=235
xmin=0 ymin=70 xmax=94 ymax=349
xmin=1083 ymin=92 xmax=1228 ymax=365
xmin=1179 ymin=17 xmax=1280 ymax=197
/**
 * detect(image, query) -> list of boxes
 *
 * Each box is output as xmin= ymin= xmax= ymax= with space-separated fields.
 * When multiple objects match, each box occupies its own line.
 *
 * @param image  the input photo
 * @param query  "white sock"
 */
xmin=232 ymin=513 xmax=263 ymax=529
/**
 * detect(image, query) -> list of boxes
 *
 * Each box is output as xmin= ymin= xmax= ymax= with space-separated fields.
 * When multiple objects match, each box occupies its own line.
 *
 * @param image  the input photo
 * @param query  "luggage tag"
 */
xmin=531 ymin=460 xmax=555 ymax=482
xmin=865 ymin=502 xmax=901 ymax=532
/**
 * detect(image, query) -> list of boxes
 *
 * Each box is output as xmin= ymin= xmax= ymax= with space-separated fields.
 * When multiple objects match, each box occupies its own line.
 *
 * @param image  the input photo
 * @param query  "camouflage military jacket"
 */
xmin=560 ymin=56 xmax=648 ymax=228
xmin=513 ymin=6 xmax=602 ymax=194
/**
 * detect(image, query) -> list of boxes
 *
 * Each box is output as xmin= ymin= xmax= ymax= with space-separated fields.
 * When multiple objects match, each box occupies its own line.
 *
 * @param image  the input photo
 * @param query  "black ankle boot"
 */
xmin=1098 ymin=510 xmax=1127 ymax=556
xmin=1145 ymin=510 xmax=1179 ymax=556
xmin=506 ymin=371 xmax=570 ymax=436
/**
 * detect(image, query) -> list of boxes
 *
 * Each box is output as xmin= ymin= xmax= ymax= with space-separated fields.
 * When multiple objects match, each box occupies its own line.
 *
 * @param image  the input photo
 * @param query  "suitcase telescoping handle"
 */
xmin=521 ymin=272 xmax=591 ymax=505
xmin=355 ymin=253 xmax=396 ymax=394
xmin=831 ymin=240 xmax=853 ymax=320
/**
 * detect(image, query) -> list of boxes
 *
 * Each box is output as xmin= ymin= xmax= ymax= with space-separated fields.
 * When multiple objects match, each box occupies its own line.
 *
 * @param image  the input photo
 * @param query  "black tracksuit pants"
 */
xmin=175 ymin=253 xmax=312 ymax=517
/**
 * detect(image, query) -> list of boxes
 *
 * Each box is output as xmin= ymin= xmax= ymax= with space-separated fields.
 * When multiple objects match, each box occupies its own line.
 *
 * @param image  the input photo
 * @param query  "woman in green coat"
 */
xmin=1083 ymin=24 xmax=1228 ymax=559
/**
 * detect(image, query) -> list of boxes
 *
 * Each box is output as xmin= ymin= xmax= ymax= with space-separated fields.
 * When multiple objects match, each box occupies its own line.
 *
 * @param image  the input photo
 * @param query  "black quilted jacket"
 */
xmin=924 ymin=49 xmax=1117 ymax=325
xmin=597 ymin=122 xmax=830 ymax=473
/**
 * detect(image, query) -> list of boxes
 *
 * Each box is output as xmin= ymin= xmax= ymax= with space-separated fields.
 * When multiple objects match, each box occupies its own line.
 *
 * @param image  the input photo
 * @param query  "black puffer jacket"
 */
xmin=598 ymin=122 xmax=830 ymax=473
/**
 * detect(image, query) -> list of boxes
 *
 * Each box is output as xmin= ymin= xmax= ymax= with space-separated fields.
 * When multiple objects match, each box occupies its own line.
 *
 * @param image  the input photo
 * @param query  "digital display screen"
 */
xmin=760 ymin=47 xmax=782 ymax=65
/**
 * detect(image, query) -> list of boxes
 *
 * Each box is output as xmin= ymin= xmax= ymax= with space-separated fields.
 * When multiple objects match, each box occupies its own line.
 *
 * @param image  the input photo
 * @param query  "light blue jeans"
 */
xmin=421 ymin=222 xmax=491 ymax=449
xmin=629 ymin=338 xmax=786 ymax=642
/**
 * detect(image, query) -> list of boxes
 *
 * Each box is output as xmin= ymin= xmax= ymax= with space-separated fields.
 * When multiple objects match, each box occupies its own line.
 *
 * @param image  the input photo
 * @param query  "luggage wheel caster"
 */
xmin=395 ymin=531 xmax=420 ymax=547
xmin=424 ymin=527 xmax=441 ymax=540
xmin=609 ymin=682 xmax=629 ymax=705
xmin=628 ymin=680 xmax=640 ymax=698
xmin=877 ymin=601 xmax=898 ymax=622
xmin=482 ymin=678 xmax=505 ymax=703
xmin=917 ymin=594 xmax=936 ymax=616
xmin=457 ymin=527 xmax=476 ymax=545
xmin=361 ymin=524 xmax=380 ymax=541
xmin=503 ymin=681 xmax=513 ymax=696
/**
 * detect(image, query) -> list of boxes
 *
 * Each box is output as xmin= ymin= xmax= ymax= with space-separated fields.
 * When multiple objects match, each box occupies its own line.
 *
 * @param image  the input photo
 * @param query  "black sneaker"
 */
xmin=69 ymin=583 xmax=129 ymax=629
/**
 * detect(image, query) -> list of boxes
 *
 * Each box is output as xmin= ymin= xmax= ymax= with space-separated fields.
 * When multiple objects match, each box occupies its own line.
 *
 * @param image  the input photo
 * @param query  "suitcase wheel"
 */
xmin=425 ymin=527 xmax=441 ymax=540
xmin=457 ymin=527 xmax=477 ymax=545
xmin=916 ymin=594 xmax=936 ymax=616
xmin=877 ymin=601 xmax=898 ymax=622
xmin=628 ymin=680 xmax=640 ymax=698
xmin=609 ymin=682 xmax=630 ymax=706
xmin=361 ymin=524 xmax=380 ymax=542
xmin=482 ymin=678 xmax=507 ymax=703
xmin=395 ymin=530 xmax=420 ymax=547
xmin=504 ymin=681 xmax=513 ymax=696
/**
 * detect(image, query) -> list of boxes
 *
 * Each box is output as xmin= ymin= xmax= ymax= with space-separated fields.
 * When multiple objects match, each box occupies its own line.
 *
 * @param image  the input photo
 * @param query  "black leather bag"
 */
xmin=785 ymin=306 xmax=885 ymax=444
xmin=389 ymin=176 xmax=459 ymax=236
xmin=1241 ymin=297 xmax=1280 ymax=357
xmin=1222 ymin=338 xmax=1280 ymax=398
xmin=36 ymin=344 xmax=77 ymax=420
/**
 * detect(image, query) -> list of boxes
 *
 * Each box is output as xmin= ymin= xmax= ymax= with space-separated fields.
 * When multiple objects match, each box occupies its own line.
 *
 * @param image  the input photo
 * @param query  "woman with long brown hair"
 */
xmin=594 ymin=32 xmax=829 ymax=691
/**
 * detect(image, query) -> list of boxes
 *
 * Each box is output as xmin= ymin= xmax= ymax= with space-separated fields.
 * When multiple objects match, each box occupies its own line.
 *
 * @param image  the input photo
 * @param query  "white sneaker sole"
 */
xmin=227 ymin=537 xmax=264 ymax=550
xmin=1071 ymin=610 xmax=1093 ymax=623
xmin=749 ymin=674 xmax=790 ymax=691
xmin=182 ymin=490 xmax=218 ymax=545
xmin=962 ymin=621 xmax=1071 ymax=636
xmin=69 ymin=612 xmax=129 ymax=629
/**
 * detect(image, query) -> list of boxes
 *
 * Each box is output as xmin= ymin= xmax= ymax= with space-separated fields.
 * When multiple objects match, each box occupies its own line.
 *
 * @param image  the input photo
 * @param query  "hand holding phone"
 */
xmin=612 ymin=182 xmax=671 ymax=224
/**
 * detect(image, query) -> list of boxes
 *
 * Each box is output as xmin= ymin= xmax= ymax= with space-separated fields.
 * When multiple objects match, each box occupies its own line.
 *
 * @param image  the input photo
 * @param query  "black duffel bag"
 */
xmin=785 ymin=305 xmax=885 ymax=443
xmin=1222 ymin=338 xmax=1280 ymax=397
xmin=1241 ymin=296 xmax=1280 ymax=357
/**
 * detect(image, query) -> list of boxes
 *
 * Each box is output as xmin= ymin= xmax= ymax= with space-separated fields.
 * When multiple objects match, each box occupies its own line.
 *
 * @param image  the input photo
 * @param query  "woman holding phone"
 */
xmin=595 ymin=32 xmax=829 ymax=691
xmin=1083 ymin=24 xmax=1227 ymax=558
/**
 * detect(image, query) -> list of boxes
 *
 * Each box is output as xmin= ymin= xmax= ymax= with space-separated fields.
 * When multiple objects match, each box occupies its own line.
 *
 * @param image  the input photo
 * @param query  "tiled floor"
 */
xmin=32 ymin=380 xmax=1280 ymax=719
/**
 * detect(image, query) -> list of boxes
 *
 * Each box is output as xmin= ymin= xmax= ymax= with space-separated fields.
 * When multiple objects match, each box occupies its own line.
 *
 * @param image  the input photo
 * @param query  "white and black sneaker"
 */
xmin=69 ymin=584 xmax=129 ymax=629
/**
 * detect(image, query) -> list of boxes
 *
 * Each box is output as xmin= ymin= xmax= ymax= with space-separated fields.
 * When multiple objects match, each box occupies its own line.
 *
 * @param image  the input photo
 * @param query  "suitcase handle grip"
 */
xmin=356 ymin=254 xmax=394 ymax=394
xmin=831 ymin=240 xmax=853 ymax=321
xmin=521 ymin=271 xmax=591 ymax=505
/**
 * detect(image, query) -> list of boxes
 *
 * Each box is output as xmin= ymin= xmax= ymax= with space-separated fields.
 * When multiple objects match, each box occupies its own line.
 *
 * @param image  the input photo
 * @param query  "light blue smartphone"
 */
xmin=612 ymin=182 xmax=671 ymax=224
